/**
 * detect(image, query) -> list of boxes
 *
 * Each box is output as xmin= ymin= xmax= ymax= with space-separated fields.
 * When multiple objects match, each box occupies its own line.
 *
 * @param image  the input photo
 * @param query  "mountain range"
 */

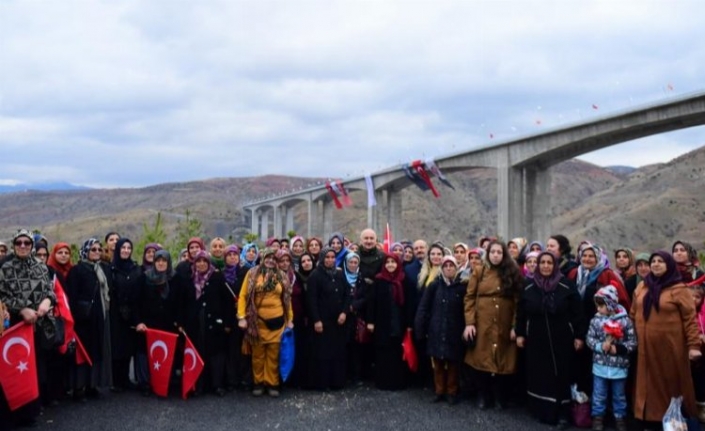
xmin=0 ymin=146 xmax=704 ymax=255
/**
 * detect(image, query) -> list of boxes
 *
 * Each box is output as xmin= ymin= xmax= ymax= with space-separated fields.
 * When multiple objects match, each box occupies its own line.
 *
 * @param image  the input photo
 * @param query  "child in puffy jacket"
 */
xmin=586 ymin=285 xmax=637 ymax=431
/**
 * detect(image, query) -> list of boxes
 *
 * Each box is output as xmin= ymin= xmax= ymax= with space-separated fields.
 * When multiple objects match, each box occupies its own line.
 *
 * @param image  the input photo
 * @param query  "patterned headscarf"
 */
xmin=240 ymin=242 xmax=259 ymax=270
xmin=191 ymin=251 xmax=215 ymax=299
xmin=80 ymin=238 xmax=101 ymax=261
xmin=576 ymin=243 xmax=608 ymax=298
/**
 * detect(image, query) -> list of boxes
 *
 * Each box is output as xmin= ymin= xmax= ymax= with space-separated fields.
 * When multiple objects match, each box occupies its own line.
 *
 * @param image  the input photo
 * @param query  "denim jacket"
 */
xmin=586 ymin=306 xmax=636 ymax=379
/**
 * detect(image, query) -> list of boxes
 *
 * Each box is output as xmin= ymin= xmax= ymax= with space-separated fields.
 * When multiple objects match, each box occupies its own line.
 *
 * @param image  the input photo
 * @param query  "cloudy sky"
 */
xmin=1 ymin=0 xmax=704 ymax=188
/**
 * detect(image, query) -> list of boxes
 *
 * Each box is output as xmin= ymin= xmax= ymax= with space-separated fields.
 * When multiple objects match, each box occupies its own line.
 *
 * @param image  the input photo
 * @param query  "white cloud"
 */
xmin=0 ymin=0 xmax=703 ymax=187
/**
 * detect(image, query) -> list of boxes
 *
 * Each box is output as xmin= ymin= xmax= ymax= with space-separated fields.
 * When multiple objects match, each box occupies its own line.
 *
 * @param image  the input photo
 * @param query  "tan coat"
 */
xmin=463 ymin=266 xmax=519 ymax=374
xmin=630 ymin=282 xmax=700 ymax=422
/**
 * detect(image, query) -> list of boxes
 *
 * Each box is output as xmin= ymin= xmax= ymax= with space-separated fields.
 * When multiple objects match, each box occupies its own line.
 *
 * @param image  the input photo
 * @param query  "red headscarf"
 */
xmin=47 ymin=242 xmax=73 ymax=281
xmin=375 ymin=253 xmax=405 ymax=306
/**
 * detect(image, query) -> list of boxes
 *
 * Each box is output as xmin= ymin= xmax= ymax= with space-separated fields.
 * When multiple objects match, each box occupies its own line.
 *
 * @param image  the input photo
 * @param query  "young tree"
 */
xmin=135 ymin=212 xmax=168 ymax=264
xmin=243 ymin=232 xmax=259 ymax=244
xmin=286 ymin=230 xmax=297 ymax=239
xmin=168 ymin=209 xmax=204 ymax=257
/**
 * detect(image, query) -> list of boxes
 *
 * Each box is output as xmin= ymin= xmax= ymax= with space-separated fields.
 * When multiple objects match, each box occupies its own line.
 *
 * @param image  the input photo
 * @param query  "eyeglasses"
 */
xmin=36 ymin=253 xmax=48 ymax=258
xmin=14 ymin=240 xmax=32 ymax=247
xmin=90 ymin=247 xmax=103 ymax=252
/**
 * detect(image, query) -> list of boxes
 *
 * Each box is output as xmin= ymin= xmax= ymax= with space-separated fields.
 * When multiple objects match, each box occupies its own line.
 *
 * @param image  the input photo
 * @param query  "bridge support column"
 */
xmin=525 ymin=166 xmax=551 ymax=243
xmin=386 ymin=188 xmax=403 ymax=241
xmin=251 ymin=209 xmax=260 ymax=238
xmin=260 ymin=209 xmax=270 ymax=241
xmin=497 ymin=165 xmax=523 ymax=240
xmin=367 ymin=190 xmax=382 ymax=234
xmin=273 ymin=205 xmax=282 ymax=239
xmin=285 ymin=206 xmax=295 ymax=235
xmin=307 ymin=199 xmax=314 ymax=237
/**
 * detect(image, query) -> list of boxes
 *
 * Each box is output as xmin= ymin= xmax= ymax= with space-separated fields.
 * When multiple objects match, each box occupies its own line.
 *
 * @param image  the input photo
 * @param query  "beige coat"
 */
xmin=630 ymin=282 xmax=700 ymax=421
xmin=464 ymin=266 xmax=519 ymax=374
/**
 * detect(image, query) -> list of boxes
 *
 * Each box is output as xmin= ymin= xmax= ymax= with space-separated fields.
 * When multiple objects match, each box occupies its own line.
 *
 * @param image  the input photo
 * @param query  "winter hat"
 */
xmin=12 ymin=228 xmax=33 ymax=245
xmin=594 ymin=284 xmax=619 ymax=312
xmin=634 ymin=252 xmax=650 ymax=264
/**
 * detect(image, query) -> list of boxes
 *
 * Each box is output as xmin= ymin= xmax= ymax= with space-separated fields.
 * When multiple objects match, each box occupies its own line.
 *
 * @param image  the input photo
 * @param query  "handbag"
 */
xmin=571 ymin=401 xmax=592 ymax=428
xmin=259 ymin=315 xmax=285 ymax=331
xmin=74 ymin=299 xmax=94 ymax=321
xmin=37 ymin=314 xmax=65 ymax=350
xmin=355 ymin=317 xmax=372 ymax=344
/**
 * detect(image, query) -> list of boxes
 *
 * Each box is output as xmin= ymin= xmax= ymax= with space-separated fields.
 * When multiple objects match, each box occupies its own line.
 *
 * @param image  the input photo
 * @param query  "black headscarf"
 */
xmin=643 ymin=251 xmax=682 ymax=320
xmin=533 ymin=251 xmax=563 ymax=312
xmin=113 ymin=238 xmax=137 ymax=273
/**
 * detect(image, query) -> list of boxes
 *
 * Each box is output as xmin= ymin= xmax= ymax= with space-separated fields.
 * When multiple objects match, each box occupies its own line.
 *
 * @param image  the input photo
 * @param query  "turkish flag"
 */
xmin=52 ymin=277 xmax=92 ymax=366
xmin=181 ymin=333 xmax=204 ymax=400
xmin=145 ymin=328 xmax=178 ymax=397
xmin=0 ymin=323 xmax=39 ymax=410
xmin=383 ymin=223 xmax=392 ymax=254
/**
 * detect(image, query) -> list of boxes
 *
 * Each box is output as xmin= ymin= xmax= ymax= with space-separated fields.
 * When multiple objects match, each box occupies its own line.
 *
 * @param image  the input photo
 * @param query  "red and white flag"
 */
xmin=53 ymin=277 xmax=92 ymax=365
xmin=383 ymin=223 xmax=392 ymax=254
xmin=181 ymin=333 xmax=204 ymax=400
xmin=145 ymin=328 xmax=178 ymax=397
xmin=0 ymin=323 xmax=39 ymax=410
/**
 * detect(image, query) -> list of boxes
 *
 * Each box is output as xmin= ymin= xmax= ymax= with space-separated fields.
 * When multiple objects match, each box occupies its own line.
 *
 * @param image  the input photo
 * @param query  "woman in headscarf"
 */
xmin=672 ymin=240 xmax=703 ymax=283
xmin=306 ymin=247 xmax=351 ymax=390
xmin=179 ymin=251 xmax=234 ymax=397
xmin=327 ymin=232 xmax=348 ymax=268
xmin=67 ymin=238 xmax=113 ymax=400
xmin=34 ymin=242 xmax=49 ymax=264
xmin=613 ymin=248 xmax=636 ymax=282
xmin=237 ymin=248 xmax=293 ymax=398
xmin=624 ymin=252 xmax=650 ymax=300
xmin=523 ymin=251 xmax=540 ymax=280
xmin=367 ymin=253 xmax=410 ymax=390
xmin=291 ymin=252 xmax=315 ymax=387
xmin=415 ymin=256 xmax=467 ymax=405
xmin=110 ymin=238 xmax=142 ymax=392
xmin=467 ymin=247 xmax=486 ymax=273
xmin=289 ymin=236 xmax=306 ymax=271
xmin=343 ymin=251 xmax=370 ymax=385
xmin=209 ymin=237 xmax=227 ymax=270
xmin=546 ymin=235 xmax=578 ymax=276
xmin=265 ymin=237 xmax=281 ymax=250
xmin=527 ymin=241 xmax=544 ymax=253
xmin=403 ymin=243 xmax=415 ymax=266
xmin=306 ymin=237 xmax=323 ymax=266
xmin=463 ymin=240 xmax=523 ymax=409
xmin=47 ymin=243 xmax=73 ymax=288
xmin=630 ymin=251 xmax=702 ymax=426
xmin=175 ymin=237 xmax=205 ymax=277
xmin=140 ymin=243 xmax=162 ymax=273
xmin=240 ymin=242 xmax=259 ymax=271
xmin=453 ymin=243 xmax=471 ymax=282
xmin=391 ymin=242 xmax=405 ymax=258
xmin=134 ymin=250 xmax=180 ymax=395
xmin=508 ymin=237 xmax=528 ymax=264
xmin=566 ymin=243 xmax=629 ymax=394
xmin=516 ymin=251 xmax=585 ymax=428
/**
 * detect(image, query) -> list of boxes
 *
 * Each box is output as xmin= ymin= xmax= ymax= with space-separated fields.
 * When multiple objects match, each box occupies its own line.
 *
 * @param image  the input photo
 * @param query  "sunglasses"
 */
xmin=90 ymin=247 xmax=103 ymax=252
xmin=14 ymin=240 xmax=32 ymax=247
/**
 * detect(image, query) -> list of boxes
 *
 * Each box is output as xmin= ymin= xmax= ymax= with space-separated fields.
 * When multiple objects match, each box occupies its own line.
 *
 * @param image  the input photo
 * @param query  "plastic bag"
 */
xmin=279 ymin=327 xmax=295 ymax=382
xmin=571 ymin=383 xmax=589 ymax=404
xmin=571 ymin=402 xmax=592 ymax=428
xmin=663 ymin=397 xmax=688 ymax=431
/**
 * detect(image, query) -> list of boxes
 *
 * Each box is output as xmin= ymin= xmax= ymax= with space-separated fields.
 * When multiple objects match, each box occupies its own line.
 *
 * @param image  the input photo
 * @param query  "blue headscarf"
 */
xmin=240 ymin=243 xmax=259 ymax=270
xmin=328 ymin=232 xmax=348 ymax=267
xmin=344 ymin=251 xmax=360 ymax=286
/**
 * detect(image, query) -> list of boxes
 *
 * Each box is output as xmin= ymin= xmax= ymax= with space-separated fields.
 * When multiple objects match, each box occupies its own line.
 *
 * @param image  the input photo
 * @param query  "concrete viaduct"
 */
xmin=243 ymin=91 xmax=705 ymax=242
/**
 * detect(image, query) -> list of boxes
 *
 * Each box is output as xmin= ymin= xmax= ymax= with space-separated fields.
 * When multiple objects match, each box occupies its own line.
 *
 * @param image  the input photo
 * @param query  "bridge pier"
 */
xmin=273 ymin=205 xmax=282 ymax=239
xmin=498 ymin=163 xmax=551 ymax=242
xmin=385 ymin=188 xmax=403 ymax=241
xmin=322 ymin=199 xmax=334 ymax=240
xmin=251 ymin=209 xmax=259 ymax=240
xmin=260 ymin=209 xmax=270 ymax=241
xmin=285 ymin=206 xmax=295 ymax=236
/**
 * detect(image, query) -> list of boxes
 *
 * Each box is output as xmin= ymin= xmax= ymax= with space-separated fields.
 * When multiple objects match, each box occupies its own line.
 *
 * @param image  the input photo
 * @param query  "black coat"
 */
xmin=177 ymin=270 xmax=236 ymax=356
xmin=367 ymin=278 xmax=413 ymax=345
xmin=306 ymin=266 xmax=351 ymax=362
xmin=110 ymin=262 xmax=142 ymax=359
xmin=414 ymin=274 xmax=466 ymax=361
xmin=134 ymin=273 xmax=181 ymax=333
xmin=66 ymin=261 xmax=113 ymax=363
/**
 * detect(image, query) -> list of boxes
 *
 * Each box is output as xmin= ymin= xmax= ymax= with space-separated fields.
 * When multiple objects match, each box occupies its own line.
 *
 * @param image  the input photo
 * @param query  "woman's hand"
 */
xmin=366 ymin=323 xmax=374 ymax=333
xmin=510 ymin=328 xmax=516 ymax=341
xmin=20 ymin=308 xmax=37 ymax=325
xmin=516 ymin=336 xmax=525 ymax=348
xmin=337 ymin=313 xmax=346 ymax=325
xmin=314 ymin=321 xmax=323 ymax=333
xmin=238 ymin=318 xmax=247 ymax=329
xmin=689 ymin=349 xmax=703 ymax=361
xmin=463 ymin=325 xmax=476 ymax=341
xmin=574 ymin=339 xmax=584 ymax=351
xmin=136 ymin=323 xmax=147 ymax=332
xmin=36 ymin=299 xmax=51 ymax=318
xmin=287 ymin=321 xmax=294 ymax=329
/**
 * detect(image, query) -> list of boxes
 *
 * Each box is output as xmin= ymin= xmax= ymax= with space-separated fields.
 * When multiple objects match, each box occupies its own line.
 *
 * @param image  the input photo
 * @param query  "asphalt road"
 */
xmin=37 ymin=385 xmax=568 ymax=431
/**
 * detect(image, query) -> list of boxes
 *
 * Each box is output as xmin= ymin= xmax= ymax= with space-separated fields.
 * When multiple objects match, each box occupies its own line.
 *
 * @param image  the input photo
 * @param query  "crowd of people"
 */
xmin=1 ymin=229 xmax=704 ymax=431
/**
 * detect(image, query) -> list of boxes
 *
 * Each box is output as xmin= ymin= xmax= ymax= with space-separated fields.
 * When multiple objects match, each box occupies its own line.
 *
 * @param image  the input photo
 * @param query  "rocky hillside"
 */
xmin=0 ymin=147 xmax=703 ymax=254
